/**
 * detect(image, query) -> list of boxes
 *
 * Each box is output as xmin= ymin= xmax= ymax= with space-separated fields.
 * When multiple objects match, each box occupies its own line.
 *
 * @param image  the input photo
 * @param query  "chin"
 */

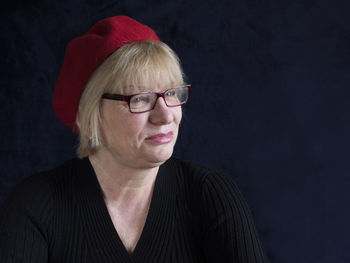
xmin=145 ymin=147 xmax=174 ymax=166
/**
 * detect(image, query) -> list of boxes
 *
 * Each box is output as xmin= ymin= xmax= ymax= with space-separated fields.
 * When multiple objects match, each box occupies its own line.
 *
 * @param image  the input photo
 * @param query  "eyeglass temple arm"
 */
xmin=102 ymin=93 xmax=126 ymax=101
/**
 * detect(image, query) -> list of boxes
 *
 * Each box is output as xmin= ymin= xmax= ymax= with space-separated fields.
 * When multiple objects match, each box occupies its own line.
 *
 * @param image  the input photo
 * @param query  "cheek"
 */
xmin=123 ymin=115 xmax=149 ymax=137
xmin=175 ymin=108 xmax=182 ymax=124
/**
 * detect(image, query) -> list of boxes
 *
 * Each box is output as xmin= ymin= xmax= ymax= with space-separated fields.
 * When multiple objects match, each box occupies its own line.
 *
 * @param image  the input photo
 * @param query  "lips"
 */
xmin=146 ymin=131 xmax=173 ymax=144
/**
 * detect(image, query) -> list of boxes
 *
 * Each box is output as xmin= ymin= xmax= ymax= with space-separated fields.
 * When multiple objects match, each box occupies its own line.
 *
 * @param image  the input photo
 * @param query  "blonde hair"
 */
xmin=76 ymin=41 xmax=185 ymax=158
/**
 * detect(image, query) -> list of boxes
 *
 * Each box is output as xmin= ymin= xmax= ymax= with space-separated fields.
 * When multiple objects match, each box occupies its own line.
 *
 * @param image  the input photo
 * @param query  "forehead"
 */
xmin=127 ymin=85 xmax=173 ymax=95
xmin=129 ymin=74 xmax=182 ymax=93
xmin=111 ymin=68 xmax=183 ymax=95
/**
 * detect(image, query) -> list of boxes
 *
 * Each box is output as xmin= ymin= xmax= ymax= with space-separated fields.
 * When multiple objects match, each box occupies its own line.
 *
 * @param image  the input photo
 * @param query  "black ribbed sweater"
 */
xmin=0 ymin=157 xmax=268 ymax=262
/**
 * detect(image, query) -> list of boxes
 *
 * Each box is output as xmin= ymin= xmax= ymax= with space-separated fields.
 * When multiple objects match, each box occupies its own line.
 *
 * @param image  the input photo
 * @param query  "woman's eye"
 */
xmin=131 ymin=95 xmax=149 ymax=104
xmin=165 ymin=90 xmax=176 ymax=97
xmin=132 ymin=97 xmax=141 ymax=103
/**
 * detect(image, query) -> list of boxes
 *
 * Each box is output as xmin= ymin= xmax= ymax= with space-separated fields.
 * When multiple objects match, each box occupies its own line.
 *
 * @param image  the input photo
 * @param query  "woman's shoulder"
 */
xmin=167 ymin=157 xmax=236 ymax=188
xmin=0 ymin=158 xmax=90 ymax=260
xmin=1 ymin=158 xmax=88 ymax=214
xmin=167 ymin=157 xmax=246 ymax=213
xmin=12 ymin=158 xmax=83 ymax=189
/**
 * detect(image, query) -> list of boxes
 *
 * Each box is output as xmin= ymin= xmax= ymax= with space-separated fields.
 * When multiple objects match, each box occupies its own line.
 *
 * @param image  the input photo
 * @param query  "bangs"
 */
xmin=105 ymin=41 xmax=184 ymax=94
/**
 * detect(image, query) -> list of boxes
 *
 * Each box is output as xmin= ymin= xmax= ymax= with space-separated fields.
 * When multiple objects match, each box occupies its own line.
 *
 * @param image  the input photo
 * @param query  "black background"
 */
xmin=1 ymin=1 xmax=350 ymax=262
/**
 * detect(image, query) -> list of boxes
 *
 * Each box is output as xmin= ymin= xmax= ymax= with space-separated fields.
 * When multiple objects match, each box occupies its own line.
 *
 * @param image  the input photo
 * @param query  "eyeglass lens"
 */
xmin=129 ymin=86 xmax=188 ymax=113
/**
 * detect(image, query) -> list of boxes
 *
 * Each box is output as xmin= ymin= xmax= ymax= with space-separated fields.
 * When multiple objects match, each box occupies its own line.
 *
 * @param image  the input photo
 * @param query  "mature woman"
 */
xmin=0 ymin=16 xmax=268 ymax=262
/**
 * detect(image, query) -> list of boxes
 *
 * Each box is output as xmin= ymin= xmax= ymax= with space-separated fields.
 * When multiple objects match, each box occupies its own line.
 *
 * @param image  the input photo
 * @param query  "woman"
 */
xmin=0 ymin=16 xmax=268 ymax=262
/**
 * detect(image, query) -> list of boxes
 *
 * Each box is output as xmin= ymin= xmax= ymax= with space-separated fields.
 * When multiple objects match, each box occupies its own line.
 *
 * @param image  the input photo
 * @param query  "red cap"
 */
xmin=53 ymin=16 xmax=160 ymax=130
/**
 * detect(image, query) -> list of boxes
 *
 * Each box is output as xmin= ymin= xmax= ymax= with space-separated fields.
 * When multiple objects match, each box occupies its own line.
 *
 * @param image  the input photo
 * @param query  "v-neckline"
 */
xmin=75 ymin=158 xmax=178 ymax=263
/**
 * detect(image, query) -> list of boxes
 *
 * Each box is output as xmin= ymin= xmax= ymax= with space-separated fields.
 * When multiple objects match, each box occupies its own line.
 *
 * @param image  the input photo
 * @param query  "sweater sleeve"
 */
xmin=199 ymin=172 xmax=268 ymax=263
xmin=0 ymin=175 xmax=51 ymax=262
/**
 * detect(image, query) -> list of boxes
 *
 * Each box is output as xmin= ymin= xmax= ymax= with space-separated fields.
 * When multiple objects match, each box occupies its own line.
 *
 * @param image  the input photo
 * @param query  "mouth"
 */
xmin=146 ymin=131 xmax=174 ymax=144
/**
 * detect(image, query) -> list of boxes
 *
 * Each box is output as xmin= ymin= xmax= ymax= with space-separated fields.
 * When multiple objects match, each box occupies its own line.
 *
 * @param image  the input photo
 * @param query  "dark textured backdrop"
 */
xmin=1 ymin=1 xmax=350 ymax=262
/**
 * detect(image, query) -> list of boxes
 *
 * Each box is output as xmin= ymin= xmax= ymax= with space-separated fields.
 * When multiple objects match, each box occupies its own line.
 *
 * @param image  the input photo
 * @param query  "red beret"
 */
xmin=53 ymin=16 xmax=160 ymax=130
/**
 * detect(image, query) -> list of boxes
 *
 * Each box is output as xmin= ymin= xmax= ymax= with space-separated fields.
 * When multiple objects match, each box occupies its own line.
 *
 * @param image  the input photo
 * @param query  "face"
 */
xmin=97 ymin=81 xmax=182 ymax=169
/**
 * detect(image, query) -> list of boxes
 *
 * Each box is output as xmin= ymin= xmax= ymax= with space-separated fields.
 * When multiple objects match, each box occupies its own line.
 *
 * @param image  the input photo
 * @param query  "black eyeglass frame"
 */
xmin=102 ymin=85 xmax=190 ymax=113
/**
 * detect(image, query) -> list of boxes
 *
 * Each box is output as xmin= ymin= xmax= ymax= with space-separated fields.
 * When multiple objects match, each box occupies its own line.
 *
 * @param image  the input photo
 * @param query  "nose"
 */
xmin=149 ymin=97 xmax=174 ymax=125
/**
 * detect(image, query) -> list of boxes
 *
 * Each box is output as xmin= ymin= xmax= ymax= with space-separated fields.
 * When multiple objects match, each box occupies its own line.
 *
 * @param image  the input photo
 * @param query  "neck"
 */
xmin=89 ymin=150 xmax=159 ymax=202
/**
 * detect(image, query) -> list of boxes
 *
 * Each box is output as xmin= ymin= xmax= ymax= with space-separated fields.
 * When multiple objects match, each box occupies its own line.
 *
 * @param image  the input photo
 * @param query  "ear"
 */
xmin=73 ymin=117 xmax=82 ymax=134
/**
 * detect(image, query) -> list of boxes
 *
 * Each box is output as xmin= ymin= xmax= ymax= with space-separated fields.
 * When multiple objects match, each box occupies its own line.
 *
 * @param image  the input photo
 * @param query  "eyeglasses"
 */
xmin=102 ymin=85 xmax=190 ymax=113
